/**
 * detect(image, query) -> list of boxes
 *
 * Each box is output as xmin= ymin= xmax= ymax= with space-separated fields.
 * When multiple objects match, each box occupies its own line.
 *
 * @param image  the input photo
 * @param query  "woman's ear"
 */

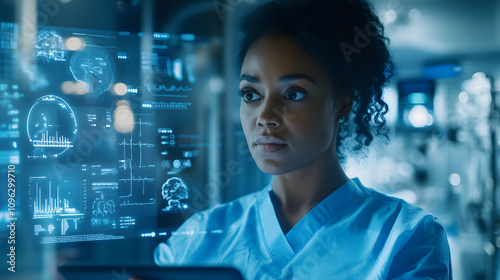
xmin=337 ymin=90 xmax=353 ymax=119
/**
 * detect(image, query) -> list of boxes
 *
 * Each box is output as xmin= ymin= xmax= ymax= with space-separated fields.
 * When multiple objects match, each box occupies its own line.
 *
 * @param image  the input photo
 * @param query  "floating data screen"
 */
xmin=0 ymin=23 xmax=215 ymax=244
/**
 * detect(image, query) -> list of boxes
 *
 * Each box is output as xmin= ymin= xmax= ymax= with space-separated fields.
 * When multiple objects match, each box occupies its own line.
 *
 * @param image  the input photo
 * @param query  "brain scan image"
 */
xmin=36 ymin=30 xmax=66 ymax=62
xmin=27 ymin=95 xmax=77 ymax=158
xmin=69 ymin=45 xmax=116 ymax=95
xmin=161 ymin=177 xmax=189 ymax=212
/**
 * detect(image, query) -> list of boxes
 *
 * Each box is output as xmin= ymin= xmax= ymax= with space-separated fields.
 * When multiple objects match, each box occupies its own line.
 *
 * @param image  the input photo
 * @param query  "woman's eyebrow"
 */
xmin=240 ymin=74 xmax=259 ymax=83
xmin=279 ymin=73 xmax=317 ymax=85
xmin=240 ymin=73 xmax=317 ymax=85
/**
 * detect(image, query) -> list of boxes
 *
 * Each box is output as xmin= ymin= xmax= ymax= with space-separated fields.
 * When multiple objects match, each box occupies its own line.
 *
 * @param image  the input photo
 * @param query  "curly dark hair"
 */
xmin=238 ymin=0 xmax=394 ymax=160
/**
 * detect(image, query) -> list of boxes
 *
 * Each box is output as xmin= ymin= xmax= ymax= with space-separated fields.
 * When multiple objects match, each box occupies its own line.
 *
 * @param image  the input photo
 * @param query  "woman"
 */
xmin=154 ymin=0 xmax=452 ymax=279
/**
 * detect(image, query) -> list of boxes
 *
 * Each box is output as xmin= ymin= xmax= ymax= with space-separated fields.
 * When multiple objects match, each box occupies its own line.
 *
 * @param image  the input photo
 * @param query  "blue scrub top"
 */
xmin=155 ymin=178 xmax=452 ymax=279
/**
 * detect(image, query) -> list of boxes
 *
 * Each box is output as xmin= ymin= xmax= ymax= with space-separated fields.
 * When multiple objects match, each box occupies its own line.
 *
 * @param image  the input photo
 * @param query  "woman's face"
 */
xmin=239 ymin=34 xmax=345 ymax=175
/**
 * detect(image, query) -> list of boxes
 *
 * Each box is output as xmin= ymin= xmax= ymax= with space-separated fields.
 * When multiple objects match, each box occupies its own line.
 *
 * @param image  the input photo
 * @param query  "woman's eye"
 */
xmin=284 ymin=90 xmax=307 ymax=101
xmin=241 ymin=91 xmax=260 ymax=102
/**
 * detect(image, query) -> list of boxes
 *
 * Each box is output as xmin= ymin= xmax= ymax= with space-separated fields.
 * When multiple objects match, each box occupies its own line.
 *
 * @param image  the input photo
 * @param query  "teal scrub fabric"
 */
xmin=155 ymin=178 xmax=452 ymax=279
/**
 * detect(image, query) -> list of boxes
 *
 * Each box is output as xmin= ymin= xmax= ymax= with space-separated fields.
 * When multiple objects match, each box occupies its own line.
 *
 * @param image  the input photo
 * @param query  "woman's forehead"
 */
xmin=240 ymin=34 xmax=332 ymax=85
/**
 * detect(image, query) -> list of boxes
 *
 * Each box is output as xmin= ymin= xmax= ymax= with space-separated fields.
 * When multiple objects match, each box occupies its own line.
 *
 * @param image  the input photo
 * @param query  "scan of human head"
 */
xmin=161 ymin=177 xmax=189 ymax=211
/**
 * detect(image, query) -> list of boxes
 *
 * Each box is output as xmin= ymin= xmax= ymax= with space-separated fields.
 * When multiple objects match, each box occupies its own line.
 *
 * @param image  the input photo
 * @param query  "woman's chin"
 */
xmin=255 ymin=159 xmax=294 ymax=176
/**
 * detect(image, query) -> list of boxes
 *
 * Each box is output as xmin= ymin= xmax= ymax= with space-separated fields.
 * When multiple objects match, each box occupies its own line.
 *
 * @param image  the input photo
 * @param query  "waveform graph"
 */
xmin=118 ymin=139 xmax=155 ymax=170
xmin=119 ymin=176 xmax=156 ymax=206
xmin=118 ymin=118 xmax=156 ymax=170
xmin=117 ymin=117 xmax=157 ymax=208
xmin=27 ymin=95 xmax=77 ymax=158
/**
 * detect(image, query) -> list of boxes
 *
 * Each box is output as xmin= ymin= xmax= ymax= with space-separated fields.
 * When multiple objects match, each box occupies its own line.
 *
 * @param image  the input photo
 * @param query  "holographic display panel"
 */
xmin=0 ymin=23 xmax=213 ymax=244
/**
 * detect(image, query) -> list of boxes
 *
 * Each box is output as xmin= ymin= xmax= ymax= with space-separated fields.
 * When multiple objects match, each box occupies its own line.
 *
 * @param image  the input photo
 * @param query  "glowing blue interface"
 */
xmin=0 ymin=23 xmax=213 ymax=244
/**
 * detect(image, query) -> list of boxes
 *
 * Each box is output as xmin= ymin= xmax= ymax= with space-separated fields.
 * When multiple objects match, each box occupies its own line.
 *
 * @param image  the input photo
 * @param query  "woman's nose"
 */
xmin=256 ymin=98 xmax=282 ymax=128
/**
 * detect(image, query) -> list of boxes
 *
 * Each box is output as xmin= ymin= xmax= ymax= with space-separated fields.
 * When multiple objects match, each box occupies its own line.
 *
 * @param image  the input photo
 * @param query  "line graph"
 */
xmin=119 ymin=176 xmax=155 ymax=197
xmin=118 ymin=139 xmax=155 ymax=169
xmin=134 ymin=118 xmax=153 ymax=137
xmin=117 ymin=117 xmax=156 ymax=204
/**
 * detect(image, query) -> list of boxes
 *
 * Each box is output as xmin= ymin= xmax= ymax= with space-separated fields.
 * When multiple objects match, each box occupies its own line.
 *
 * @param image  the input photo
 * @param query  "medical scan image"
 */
xmin=69 ymin=45 xmax=116 ymax=96
xmin=35 ymin=29 xmax=66 ymax=63
xmin=161 ymin=177 xmax=189 ymax=212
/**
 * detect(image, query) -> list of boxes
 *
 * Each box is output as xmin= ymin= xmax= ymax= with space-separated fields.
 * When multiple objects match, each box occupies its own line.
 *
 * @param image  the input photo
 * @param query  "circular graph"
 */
xmin=69 ymin=45 xmax=116 ymax=95
xmin=27 ymin=95 xmax=77 ymax=158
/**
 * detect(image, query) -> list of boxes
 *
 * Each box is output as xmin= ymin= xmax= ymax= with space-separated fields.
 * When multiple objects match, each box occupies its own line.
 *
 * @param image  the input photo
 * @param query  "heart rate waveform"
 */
xmin=135 ymin=118 xmax=153 ymax=137
xmin=118 ymin=139 xmax=155 ymax=169
xmin=118 ymin=118 xmax=155 ymax=169
xmin=120 ymin=198 xmax=155 ymax=206
xmin=119 ymin=176 xmax=155 ymax=197
xmin=117 ymin=117 xmax=156 ymax=206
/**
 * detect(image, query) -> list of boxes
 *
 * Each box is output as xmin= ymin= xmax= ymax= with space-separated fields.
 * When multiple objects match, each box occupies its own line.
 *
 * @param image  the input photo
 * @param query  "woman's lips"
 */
xmin=255 ymin=143 xmax=287 ymax=153
xmin=254 ymin=136 xmax=287 ymax=153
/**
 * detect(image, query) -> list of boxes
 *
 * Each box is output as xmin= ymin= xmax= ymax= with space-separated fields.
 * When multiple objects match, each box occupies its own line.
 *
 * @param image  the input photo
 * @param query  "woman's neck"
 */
xmin=271 ymin=148 xmax=349 ymax=228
